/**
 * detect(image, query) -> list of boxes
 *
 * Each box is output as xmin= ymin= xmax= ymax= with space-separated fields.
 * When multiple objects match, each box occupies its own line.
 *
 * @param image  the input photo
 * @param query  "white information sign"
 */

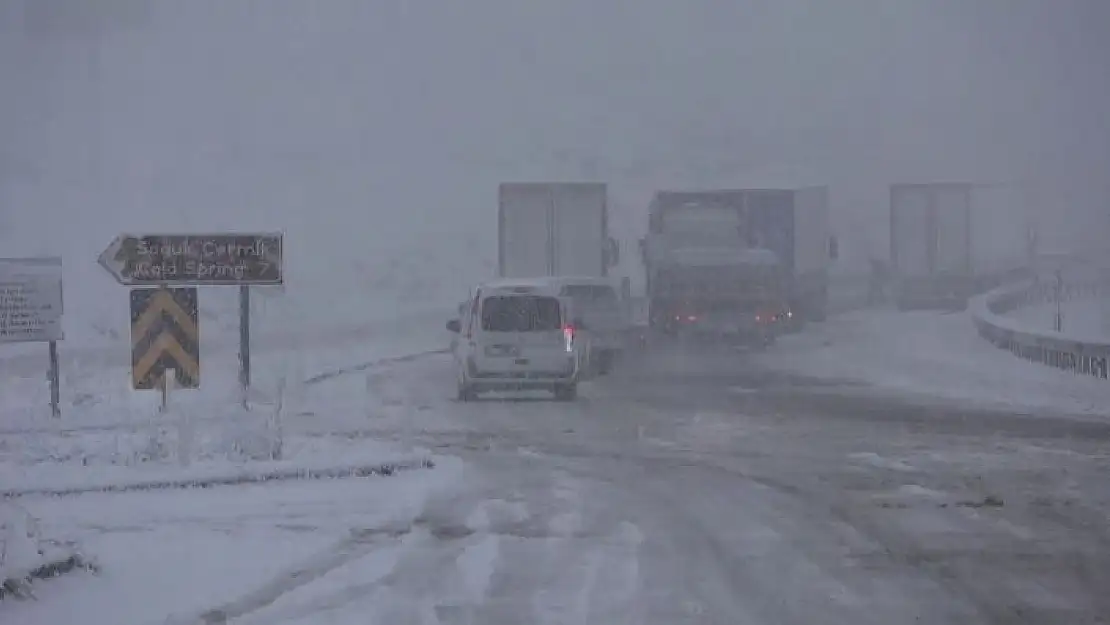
xmin=0 ymin=257 xmax=64 ymax=343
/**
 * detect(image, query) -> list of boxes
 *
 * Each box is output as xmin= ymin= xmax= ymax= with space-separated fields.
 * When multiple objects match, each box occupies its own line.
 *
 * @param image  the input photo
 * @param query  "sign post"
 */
xmin=162 ymin=368 xmax=175 ymax=414
xmin=1 ymin=257 xmax=65 ymax=417
xmin=239 ymin=285 xmax=251 ymax=409
xmin=100 ymin=233 xmax=283 ymax=404
xmin=48 ymin=340 xmax=61 ymax=417
xmin=1054 ymin=269 xmax=1064 ymax=333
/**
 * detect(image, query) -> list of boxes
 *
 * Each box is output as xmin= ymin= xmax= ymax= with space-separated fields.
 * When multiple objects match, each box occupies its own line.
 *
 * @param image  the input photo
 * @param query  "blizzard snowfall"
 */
xmin=5 ymin=1 xmax=1110 ymax=623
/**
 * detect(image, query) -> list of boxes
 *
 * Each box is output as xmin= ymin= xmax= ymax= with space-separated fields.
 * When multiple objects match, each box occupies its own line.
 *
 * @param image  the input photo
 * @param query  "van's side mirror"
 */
xmin=446 ymin=319 xmax=461 ymax=333
xmin=828 ymin=235 xmax=839 ymax=260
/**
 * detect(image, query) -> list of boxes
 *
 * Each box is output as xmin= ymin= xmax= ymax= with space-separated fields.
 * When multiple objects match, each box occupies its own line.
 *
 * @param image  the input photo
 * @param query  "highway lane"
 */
xmin=229 ymin=340 xmax=1110 ymax=624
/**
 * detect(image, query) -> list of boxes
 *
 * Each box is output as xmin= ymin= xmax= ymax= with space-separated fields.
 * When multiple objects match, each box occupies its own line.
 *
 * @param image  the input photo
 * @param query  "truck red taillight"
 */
xmin=562 ymin=324 xmax=575 ymax=352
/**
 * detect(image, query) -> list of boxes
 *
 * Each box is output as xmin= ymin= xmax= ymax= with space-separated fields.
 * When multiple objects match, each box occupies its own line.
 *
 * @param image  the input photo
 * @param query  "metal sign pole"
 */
xmin=48 ymin=340 xmax=61 ymax=417
xmin=239 ymin=285 xmax=251 ymax=410
xmin=160 ymin=369 xmax=174 ymax=414
xmin=1054 ymin=270 xmax=1064 ymax=332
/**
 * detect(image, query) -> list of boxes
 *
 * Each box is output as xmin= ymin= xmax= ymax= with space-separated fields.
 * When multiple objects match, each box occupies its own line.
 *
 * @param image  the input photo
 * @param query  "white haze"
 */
xmin=1 ymin=0 xmax=1107 ymax=344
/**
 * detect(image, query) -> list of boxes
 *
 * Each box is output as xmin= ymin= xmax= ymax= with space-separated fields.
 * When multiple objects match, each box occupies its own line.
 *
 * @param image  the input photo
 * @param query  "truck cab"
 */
xmin=642 ymin=187 xmax=835 ymax=325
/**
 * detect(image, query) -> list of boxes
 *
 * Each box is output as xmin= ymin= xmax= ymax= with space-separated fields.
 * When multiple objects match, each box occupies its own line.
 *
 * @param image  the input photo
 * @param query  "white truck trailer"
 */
xmin=890 ymin=182 xmax=1034 ymax=310
xmin=497 ymin=182 xmax=617 ymax=278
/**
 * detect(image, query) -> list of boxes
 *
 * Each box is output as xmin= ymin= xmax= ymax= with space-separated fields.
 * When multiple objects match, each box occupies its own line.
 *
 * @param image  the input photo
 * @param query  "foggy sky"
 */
xmin=2 ymin=0 xmax=1107 ymax=287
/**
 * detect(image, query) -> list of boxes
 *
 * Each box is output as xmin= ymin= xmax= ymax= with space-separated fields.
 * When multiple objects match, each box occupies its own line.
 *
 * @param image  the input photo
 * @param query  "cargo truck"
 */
xmin=889 ymin=182 xmax=1034 ymax=310
xmin=497 ymin=182 xmax=617 ymax=278
xmin=497 ymin=182 xmax=625 ymax=373
xmin=641 ymin=187 xmax=837 ymax=329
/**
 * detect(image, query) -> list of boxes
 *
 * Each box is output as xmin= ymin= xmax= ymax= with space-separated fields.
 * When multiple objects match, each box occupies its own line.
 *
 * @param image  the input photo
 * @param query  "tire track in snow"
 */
xmin=260 ymin=495 xmax=520 ymax=623
xmin=165 ymin=525 xmax=411 ymax=625
xmin=244 ymin=526 xmax=471 ymax=624
xmin=260 ymin=463 xmax=646 ymax=624
xmin=224 ymin=478 xmax=538 ymax=624
xmin=456 ymin=468 xmax=649 ymax=624
xmin=539 ymin=447 xmax=969 ymax=624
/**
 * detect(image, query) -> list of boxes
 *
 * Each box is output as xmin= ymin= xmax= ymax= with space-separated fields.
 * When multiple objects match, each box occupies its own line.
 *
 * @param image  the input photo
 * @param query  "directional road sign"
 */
xmin=99 ymin=233 xmax=283 ymax=286
xmin=130 ymin=287 xmax=200 ymax=390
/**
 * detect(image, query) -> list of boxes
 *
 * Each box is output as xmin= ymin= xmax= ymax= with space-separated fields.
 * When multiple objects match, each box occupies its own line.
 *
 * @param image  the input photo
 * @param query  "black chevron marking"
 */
xmin=131 ymin=312 xmax=199 ymax=360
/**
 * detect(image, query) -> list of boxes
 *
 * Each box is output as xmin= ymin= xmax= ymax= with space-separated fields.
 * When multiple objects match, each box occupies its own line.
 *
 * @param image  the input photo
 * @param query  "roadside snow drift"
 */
xmin=754 ymin=309 xmax=1110 ymax=416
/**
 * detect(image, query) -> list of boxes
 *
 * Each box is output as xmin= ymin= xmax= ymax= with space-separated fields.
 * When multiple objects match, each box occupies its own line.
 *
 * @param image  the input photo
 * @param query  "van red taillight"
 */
xmin=562 ymin=325 xmax=575 ymax=351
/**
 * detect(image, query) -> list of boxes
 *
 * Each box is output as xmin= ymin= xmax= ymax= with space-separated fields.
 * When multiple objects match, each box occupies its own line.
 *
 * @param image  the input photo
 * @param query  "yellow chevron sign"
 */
xmin=130 ymin=287 xmax=200 ymax=390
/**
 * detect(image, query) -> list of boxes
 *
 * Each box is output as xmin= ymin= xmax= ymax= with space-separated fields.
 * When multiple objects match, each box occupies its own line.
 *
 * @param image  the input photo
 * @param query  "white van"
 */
xmin=446 ymin=280 xmax=584 ymax=401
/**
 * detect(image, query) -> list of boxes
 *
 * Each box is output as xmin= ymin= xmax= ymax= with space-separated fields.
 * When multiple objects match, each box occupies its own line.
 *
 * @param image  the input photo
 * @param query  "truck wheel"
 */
xmin=456 ymin=378 xmax=476 ymax=402
xmin=595 ymin=350 xmax=614 ymax=375
xmin=553 ymin=383 xmax=578 ymax=401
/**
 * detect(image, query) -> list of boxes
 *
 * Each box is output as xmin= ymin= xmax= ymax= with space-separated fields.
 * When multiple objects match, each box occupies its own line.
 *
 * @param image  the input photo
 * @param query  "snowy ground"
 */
xmin=1 ymin=308 xmax=454 ymax=588
xmin=752 ymin=308 xmax=1110 ymax=417
xmin=1005 ymin=298 xmax=1110 ymax=340
xmin=3 ymin=464 xmax=462 ymax=625
xmin=6 ymin=319 xmax=1110 ymax=623
xmin=1 ymin=304 xmax=450 ymax=420
xmin=2 ymin=342 xmax=452 ymax=491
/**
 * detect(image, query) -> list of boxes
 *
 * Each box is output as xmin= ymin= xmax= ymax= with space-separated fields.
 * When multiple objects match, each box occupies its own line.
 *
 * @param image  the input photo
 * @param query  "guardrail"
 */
xmin=969 ymin=277 xmax=1110 ymax=380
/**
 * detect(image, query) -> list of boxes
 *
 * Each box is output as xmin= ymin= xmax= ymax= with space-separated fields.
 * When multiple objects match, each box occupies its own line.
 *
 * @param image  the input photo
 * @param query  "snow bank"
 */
xmin=1 ymin=458 xmax=463 ymax=625
xmin=0 ymin=502 xmax=94 ymax=599
xmin=754 ymin=309 xmax=1110 ymax=416
xmin=4 ymin=454 xmax=433 ymax=499
xmin=1 ymin=504 xmax=44 ymax=583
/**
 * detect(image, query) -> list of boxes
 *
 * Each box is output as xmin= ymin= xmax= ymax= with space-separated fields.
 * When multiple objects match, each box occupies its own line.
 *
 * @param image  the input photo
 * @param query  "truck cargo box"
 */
xmin=498 ymin=182 xmax=610 ymax=278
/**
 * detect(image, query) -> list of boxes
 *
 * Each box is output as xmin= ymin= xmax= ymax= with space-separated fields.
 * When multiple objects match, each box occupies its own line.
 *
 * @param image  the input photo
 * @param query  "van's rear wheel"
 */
xmin=553 ymin=383 xmax=577 ymax=401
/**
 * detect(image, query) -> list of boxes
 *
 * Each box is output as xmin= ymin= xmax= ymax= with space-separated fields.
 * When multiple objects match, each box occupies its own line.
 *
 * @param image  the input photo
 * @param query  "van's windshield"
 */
xmin=480 ymin=295 xmax=562 ymax=332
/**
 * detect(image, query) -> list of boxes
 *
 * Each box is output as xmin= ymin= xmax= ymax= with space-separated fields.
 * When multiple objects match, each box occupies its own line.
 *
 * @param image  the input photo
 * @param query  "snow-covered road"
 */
xmin=9 ymin=332 xmax=1110 ymax=624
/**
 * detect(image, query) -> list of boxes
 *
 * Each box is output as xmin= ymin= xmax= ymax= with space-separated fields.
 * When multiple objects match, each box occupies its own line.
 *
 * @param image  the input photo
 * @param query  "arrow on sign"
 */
xmin=97 ymin=234 xmax=139 ymax=284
